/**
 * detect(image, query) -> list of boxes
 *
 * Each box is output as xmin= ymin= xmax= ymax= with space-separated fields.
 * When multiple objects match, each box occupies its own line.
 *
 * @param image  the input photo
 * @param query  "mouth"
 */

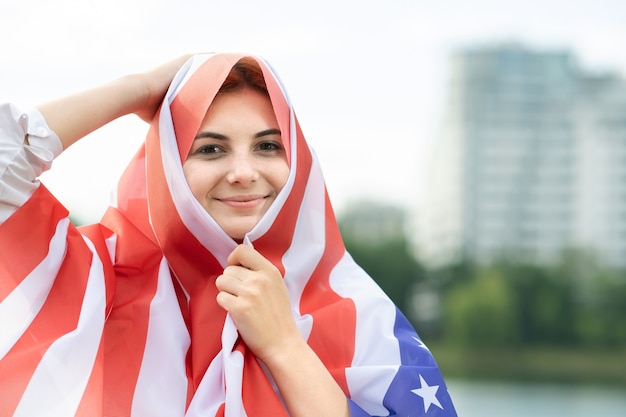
xmin=216 ymin=194 xmax=268 ymax=209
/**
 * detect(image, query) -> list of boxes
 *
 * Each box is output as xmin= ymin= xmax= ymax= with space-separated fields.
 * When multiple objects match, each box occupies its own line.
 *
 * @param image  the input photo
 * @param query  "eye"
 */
xmin=196 ymin=144 xmax=223 ymax=155
xmin=257 ymin=141 xmax=283 ymax=153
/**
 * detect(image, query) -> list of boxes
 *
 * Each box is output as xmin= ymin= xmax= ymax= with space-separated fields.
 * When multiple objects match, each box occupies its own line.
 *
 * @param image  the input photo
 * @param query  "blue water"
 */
xmin=447 ymin=379 xmax=626 ymax=417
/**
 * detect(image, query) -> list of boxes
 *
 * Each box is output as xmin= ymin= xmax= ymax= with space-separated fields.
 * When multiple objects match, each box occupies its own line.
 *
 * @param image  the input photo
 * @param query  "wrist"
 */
xmin=115 ymin=73 xmax=152 ymax=118
xmin=258 ymin=334 xmax=309 ymax=372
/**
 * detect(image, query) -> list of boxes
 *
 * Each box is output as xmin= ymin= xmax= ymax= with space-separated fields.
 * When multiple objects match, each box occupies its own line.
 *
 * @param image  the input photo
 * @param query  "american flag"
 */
xmin=0 ymin=54 xmax=457 ymax=416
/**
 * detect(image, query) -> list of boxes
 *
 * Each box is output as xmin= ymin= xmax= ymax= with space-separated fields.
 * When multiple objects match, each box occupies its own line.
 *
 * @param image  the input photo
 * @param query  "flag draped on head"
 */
xmin=0 ymin=53 xmax=457 ymax=416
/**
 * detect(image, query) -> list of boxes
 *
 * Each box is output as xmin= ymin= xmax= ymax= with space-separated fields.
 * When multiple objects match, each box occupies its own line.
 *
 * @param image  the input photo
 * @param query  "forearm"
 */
xmin=35 ymin=55 xmax=191 ymax=151
xmin=262 ymin=337 xmax=350 ymax=417
xmin=36 ymin=74 xmax=146 ymax=150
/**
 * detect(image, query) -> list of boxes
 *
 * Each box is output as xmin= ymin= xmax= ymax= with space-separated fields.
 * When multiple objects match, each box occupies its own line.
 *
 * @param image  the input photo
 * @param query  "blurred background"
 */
xmin=2 ymin=1 xmax=626 ymax=415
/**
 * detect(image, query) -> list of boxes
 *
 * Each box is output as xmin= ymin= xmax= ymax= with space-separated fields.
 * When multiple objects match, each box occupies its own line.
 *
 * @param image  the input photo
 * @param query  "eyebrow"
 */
xmin=194 ymin=128 xmax=282 ymax=141
xmin=255 ymin=128 xmax=282 ymax=138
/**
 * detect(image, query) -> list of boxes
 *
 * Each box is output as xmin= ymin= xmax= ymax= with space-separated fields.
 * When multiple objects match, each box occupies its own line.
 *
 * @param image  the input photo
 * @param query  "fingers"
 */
xmin=215 ymin=265 xmax=247 ymax=294
xmin=134 ymin=54 xmax=193 ymax=122
xmin=214 ymin=266 xmax=245 ymax=312
xmin=226 ymin=244 xmax=276 ymax=272
xmin=215 ymin=244 xmax=283 ymax=313
xmin=215 ymin=269 xmax=262 ymax=317
xmin=215 ymin=262 xmax=274 ymax=300
xmin=214 ymin=245 xmax=300 ymax=361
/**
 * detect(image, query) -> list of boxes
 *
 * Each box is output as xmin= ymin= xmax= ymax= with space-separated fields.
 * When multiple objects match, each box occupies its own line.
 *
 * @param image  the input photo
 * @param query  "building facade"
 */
xmin=419 ymin=43 xmax=626 ymax=267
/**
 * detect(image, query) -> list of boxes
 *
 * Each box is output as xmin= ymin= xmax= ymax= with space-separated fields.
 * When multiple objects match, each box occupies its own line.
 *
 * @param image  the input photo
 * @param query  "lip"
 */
xmin=216 ymin=194 xmax=268 ymax=209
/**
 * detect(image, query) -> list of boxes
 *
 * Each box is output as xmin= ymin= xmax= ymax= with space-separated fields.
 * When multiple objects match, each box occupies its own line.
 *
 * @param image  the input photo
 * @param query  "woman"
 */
xmin=0 ymin=54 xmax=457 ymax=416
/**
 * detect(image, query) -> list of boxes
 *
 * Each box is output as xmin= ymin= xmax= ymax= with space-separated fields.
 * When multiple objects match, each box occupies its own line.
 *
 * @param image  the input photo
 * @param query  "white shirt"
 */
xmin=0 ymin=103 xmax=63 ymax=223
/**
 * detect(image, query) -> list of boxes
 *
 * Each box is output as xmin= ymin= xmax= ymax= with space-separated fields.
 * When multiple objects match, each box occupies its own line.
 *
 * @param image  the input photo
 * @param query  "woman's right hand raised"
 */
xmin=37 ymin=54 xmax=192 ymax=150
xmin=133 ymin=54 xmax=192 ymax=123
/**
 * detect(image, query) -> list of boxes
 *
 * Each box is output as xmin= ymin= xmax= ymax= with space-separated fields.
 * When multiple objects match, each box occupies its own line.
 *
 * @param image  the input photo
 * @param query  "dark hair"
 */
xmin=218 ymin=57 xmax=269 ymax=96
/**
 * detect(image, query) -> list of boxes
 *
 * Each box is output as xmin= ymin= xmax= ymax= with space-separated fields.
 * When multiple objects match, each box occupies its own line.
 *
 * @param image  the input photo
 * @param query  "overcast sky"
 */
xmin=2 ymin=0 xmax=626 ymax=223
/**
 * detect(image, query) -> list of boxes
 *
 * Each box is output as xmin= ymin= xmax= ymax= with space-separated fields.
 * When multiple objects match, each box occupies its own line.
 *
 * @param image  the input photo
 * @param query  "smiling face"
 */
xmin=183 ymin=87 xmax=290 ymax=241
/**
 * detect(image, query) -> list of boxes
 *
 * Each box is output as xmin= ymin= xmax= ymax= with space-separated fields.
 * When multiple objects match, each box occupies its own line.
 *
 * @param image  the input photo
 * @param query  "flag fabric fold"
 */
xmin=0 ymin=53 xmax=457 ymax=416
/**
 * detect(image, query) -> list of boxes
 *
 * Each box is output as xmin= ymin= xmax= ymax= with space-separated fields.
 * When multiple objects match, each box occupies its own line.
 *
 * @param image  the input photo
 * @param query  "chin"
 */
xmin=224 ymin=228 xmax=249 ymax=242
xmin=221 ymin=220 xmax=259 ymax=241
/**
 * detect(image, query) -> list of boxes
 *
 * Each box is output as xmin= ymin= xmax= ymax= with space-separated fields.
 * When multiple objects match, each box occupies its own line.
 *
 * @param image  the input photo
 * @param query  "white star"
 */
xmin=411 ymin=375 xmax=443 ymax=413
xmin=413 ymin=336 xmax=431 ymax=351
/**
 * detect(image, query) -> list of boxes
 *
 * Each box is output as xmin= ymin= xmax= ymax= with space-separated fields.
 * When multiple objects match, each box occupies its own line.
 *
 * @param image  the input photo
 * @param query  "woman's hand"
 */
xmin=216 ymin=244 xmax=350 ymax=417
xmin=133 ymin=54 xmax=192 ymax=123
xmin=215 ymin=244 xmax=300 ymax=364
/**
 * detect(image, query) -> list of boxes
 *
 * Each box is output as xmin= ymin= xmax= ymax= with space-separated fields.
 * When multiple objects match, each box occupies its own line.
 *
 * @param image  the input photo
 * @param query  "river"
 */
xmin=446 ymin=379 xmax=626 ymax=416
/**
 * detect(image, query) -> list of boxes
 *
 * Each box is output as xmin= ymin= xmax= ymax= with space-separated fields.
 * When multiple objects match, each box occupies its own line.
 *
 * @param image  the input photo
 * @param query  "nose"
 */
xmin=226 ymin=152 xmax=259 ymax=185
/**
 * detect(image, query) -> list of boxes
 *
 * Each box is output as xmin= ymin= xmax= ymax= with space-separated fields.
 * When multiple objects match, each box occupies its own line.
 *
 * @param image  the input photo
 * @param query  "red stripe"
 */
xmin=98 ymin=208 xmax=162 ymax=416
xmin=171 ymin=54 xmax=242 ymax=162
xmin=0 ymin=185 xmax=68 ymax=302
xmin=114 ymin=144 xmax=156 ymax=242
xmin=74 ymin=340 xmax=105 ymax=416
xmin=242 ymin=352 xmax=290 ymax=417
xmin=299 ymin=194 xmax=354 ymax=394
xmin=72 ymin=224 xmax=116 ymax=416
xmin=0 ymin=224 xmax=93 ymax=415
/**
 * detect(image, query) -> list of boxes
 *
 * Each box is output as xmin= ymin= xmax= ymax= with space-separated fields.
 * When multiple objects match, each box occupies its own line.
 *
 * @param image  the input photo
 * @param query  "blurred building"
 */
xmin=418 ymin=43 xmax=626 ymax=267
xmin=338 ymin=200 xmax=407 ymax=244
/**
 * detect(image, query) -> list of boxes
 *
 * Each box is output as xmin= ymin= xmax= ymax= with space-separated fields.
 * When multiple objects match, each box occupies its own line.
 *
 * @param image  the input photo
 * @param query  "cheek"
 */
xmin=274 ymin=163 xmax=290 ymax=190
xmin=183 ymin=163 xmax=210 ymax=199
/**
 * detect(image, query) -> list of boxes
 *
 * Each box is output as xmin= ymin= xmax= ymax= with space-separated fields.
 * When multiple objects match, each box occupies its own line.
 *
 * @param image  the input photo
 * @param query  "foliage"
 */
xmin=342 ymin=235 xmax=424 ymax=318
xmin=339 ymin=206 xmax=626 ymax=351
xmin=444 ymin=267 xmax=519 ymax=347
xmin=339 ymin=205 xmax=626 ymax=387
xmin=431 ymin=249 xmax=626 ymax=349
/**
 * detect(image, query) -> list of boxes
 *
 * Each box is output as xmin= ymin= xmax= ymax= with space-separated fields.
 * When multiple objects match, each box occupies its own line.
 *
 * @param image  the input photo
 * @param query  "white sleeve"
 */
xmin=0 ymin=103 xmax=63 ymax=223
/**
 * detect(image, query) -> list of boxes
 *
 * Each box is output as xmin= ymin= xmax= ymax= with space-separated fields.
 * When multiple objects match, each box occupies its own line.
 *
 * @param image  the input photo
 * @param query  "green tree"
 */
xmin=573 ymin=269 xmax=626 ymax=348
xmin=505 ymin=262 xmax=575 ymax=346
xmin=443 ymin=266 xmax=518 ymax=347
xmin=551 ymin=249 xmax=626 ymax=348
xmin=343 ymin=236 xmax=423 ymax=320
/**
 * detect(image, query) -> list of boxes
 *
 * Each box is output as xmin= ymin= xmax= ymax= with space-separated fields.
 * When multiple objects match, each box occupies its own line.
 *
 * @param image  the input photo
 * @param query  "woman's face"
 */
xmin=183 ymin=88 xmax=289 ymax=240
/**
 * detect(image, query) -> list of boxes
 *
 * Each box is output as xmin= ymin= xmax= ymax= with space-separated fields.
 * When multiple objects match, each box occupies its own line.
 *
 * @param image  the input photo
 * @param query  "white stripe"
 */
xmin=344 ymin=364 xmax=398 ymax=415
xmin=222 ymin=316 xmax=247 ymax=417
xmin=185 ymin=350 xmax=226 ymax=417
xmin=280 ymin=152 xmax=326 ymax=332
xmin=104 ymin=233 xmax=117 ymax=265
xmin=167 ymin=55 xmax=215 ymax=100
xmin=0 ymin=217 xmax=69 ymax=360
xmin=256 ymin=56 xmax=294 ymax=109
xmin=13 ymin=235 xmax=106 ymax=417
xmin=185 ymin=315 xmax=247 ymax=417
xmin=132 ymin=257 xmax=190 ymax=417
xmin=104 ymin=233 xmax=117 ymax=321
xmin=331 ymin=253 xmax=401 ymax=416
